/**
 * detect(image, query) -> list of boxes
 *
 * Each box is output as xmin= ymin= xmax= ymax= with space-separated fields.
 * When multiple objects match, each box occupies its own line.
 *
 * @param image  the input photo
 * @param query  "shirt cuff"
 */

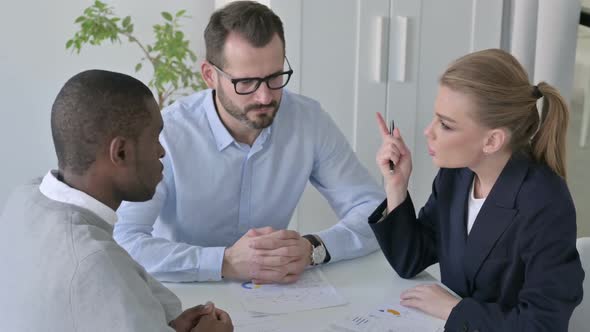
xmin=368 ymin=199 xmax=388 ymax=224
xmin=377 ymin=208 xmax=388 ymax=223
xmin=197 ymin=246 xmax=226 ymax=282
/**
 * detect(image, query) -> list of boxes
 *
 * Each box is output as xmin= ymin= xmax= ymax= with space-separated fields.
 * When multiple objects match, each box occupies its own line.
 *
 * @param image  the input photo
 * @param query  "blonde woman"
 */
xmin=370 ymin=49 xmax=584 ymax=331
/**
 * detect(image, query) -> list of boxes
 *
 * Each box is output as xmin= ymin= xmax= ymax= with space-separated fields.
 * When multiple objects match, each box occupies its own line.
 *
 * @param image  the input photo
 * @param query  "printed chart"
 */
xmin=231 ymin=269 xmax=348 ymax=315
xmin=326 ymin=302 xmax=445 ymax=332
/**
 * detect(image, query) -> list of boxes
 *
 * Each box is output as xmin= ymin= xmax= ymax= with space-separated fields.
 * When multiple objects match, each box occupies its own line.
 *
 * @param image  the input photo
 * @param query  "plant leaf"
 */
xmin=122 ymin=16 xmax=131 ymax=27
xmin=162 ymin=12 xmax=173 ymax=21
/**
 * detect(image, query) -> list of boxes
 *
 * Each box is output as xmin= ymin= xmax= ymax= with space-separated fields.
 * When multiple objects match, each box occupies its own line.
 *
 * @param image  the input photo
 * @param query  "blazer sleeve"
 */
xmin=368 ymin=172 xmax=442 ymax=278
xmin=446 ymin=199 xmax=584 ymax=332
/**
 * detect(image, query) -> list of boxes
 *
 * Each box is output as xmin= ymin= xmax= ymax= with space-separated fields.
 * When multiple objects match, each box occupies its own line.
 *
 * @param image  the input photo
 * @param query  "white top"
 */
xmin=467 ymin=178 xmax=486 ymax=235
xmin=0 ymin=171 xmax=182 ymax=332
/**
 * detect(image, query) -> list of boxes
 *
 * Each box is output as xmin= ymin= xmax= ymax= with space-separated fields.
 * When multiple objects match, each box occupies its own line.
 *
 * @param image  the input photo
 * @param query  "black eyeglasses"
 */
xmin=210 ymin=57 xmax=293 ymax=95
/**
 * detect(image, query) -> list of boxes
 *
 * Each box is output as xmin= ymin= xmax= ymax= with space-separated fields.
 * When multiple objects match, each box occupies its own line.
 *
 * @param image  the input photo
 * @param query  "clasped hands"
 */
xmin=222 ymin=227 xmax=313 ymax=284
xmin=169 ymin=301 xmax=233 ymax=332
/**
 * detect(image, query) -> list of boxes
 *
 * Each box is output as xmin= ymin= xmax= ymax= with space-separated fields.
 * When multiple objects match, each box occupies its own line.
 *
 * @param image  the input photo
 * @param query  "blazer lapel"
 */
xmin=444 ymin=169 xmax=472 ymax=295
xmin=463 ymin=155 xmax=530 ymax=290
xmin=449 ymin=170 xmax=471 ymax=244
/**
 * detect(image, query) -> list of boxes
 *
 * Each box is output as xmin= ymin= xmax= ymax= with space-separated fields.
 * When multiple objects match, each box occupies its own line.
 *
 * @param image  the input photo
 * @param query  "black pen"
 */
xmin=389 ymin=119 xmax=395 ymax=173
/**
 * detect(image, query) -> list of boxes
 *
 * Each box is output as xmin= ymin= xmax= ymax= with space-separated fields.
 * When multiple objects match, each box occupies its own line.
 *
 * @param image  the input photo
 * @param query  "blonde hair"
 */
xmin=440 ymin=48 xmax=569 ymax=179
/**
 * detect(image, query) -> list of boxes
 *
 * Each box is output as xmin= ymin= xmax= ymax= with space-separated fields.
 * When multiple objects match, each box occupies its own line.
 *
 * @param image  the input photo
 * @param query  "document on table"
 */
xmin=231 ymin=268 xmax=348 ymax=315
xmin=325 ymin=302 xmax=445 ymax=332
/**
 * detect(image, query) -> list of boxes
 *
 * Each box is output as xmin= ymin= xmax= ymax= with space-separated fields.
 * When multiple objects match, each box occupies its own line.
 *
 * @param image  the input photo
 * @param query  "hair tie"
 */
xmin=532 ymin=85 xmax=543 ymax=99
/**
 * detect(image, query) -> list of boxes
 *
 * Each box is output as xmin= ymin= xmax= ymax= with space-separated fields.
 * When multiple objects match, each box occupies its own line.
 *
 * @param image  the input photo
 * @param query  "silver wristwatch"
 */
xmin=303 ymin=234 xmax=327 ymax=265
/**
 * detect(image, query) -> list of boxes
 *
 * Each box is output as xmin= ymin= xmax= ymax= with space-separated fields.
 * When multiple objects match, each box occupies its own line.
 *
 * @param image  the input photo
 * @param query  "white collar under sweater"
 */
xmin=39 ymin=170 xmax=117 ymax=226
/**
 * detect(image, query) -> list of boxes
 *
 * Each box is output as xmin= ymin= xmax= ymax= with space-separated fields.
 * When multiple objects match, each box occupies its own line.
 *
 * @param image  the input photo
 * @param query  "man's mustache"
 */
xmin=245 ymin=101 xmax=278 ymax=112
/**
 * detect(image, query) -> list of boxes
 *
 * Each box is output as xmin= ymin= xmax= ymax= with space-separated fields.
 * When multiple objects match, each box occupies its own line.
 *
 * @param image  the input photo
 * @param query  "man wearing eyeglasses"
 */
xmin=114 ymin=1 xmax=384 ymax=284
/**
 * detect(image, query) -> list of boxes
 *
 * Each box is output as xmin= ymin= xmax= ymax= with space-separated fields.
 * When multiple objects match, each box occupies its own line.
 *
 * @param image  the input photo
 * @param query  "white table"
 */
xmin=164 ymin=251 xmax=446 ymax=331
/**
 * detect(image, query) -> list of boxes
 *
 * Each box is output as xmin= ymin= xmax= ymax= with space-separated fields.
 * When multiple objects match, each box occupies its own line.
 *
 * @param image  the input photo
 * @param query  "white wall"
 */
xmin=1 ymin=0 xmax=581 ymax=219
xmin=0 ymin=0 xmax=214 ymax=207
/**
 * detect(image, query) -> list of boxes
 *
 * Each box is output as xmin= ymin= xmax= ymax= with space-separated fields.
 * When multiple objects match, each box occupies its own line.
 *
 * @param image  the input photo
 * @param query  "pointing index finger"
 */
xmin=376 ymin=112 xmax=390 ymax=138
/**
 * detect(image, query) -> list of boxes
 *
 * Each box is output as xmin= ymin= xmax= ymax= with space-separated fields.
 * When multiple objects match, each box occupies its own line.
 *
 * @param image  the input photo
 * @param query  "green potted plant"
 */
xmin=66 ymin=0 xmax=206 ymax=108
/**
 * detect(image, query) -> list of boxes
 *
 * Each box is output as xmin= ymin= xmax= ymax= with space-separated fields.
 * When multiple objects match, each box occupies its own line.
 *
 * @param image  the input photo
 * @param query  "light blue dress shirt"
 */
xmin=114 ymin=89 xmax=385 ymax=282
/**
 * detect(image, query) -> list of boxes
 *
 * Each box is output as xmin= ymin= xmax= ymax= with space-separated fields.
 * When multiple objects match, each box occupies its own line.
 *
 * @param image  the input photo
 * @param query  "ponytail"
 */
xmin=531 ymin=82 xmax=569 ymax=179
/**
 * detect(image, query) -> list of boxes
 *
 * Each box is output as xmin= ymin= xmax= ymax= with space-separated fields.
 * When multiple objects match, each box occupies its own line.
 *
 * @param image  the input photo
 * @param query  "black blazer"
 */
xmin=369 ymin=154 xmax=584 ymax=332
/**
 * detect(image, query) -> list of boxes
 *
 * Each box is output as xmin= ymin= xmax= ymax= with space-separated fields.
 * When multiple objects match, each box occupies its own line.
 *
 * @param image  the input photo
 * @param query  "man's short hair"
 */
xmin=51 ymin=70 xmax=155 ymax=174
xmin=204 ymin=0 xmax=285 ymax=68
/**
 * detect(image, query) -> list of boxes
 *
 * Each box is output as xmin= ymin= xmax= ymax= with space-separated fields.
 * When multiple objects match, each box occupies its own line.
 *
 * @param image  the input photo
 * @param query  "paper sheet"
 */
xmin=231 ymin=269 xmax=347 ymax=315
xmin=325 ymin=302 xmax=445 ymax=332
xmin=234 ymin=320 xmax=300 ymax=332
xmin=230 ymin=310 xmax=282 ymax=327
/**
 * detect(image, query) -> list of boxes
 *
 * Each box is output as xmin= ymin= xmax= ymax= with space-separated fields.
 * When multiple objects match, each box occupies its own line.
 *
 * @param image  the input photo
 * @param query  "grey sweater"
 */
xmin=0 ymin=179 xmax=182 ymax=331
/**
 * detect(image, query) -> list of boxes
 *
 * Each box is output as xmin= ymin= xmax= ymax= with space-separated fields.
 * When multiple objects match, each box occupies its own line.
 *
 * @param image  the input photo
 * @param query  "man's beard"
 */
xmin=217 ymin=85 xmax=280 ymax=129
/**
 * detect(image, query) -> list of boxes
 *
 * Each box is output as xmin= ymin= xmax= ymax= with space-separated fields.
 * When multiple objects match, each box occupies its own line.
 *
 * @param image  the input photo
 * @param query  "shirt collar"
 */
xmin=39 ymin=170 xmax=118 ymax=226
xmin=204 ymin=89 xmax=273 ymax=151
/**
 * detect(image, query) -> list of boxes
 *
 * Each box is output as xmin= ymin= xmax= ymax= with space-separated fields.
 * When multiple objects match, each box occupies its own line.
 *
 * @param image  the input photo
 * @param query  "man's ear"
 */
xmin=201 ymin=61 xmax=217 ymax=89
xmin=108 ymin=136 xmax=133 ymax=167
xmin=483 ymin=128 xmax=508 ymax=155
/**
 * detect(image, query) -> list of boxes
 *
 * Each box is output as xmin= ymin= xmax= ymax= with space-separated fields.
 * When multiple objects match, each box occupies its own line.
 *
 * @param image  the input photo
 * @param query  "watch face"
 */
xmin=312 ymin=245 xmax=327 ymax=265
